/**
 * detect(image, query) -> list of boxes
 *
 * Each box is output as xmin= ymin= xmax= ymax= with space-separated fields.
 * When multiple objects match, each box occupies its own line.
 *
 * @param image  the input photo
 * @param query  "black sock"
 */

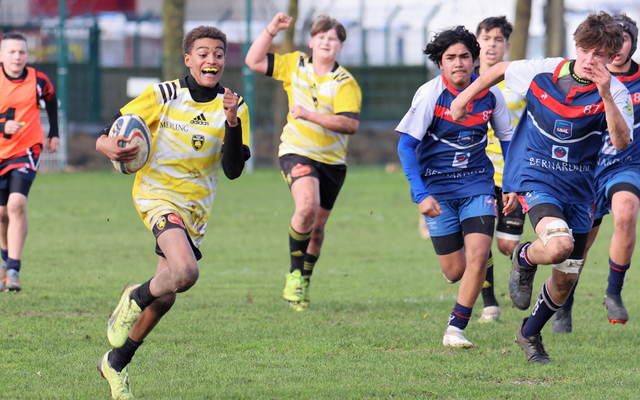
xmin=289 ymin=225 xmax=311 ymax=273
xmin=481 ymin=251 xmax=499 ymax=307
xmin=109 ymin=337 xmax=143 ymax=372
xmin=302 ymin=253 xmax=319 ymax=280
xmin=1 ymin=249 xmax=7 ymax=262
xmin=130 ymin=280 xmax=157 ymax=310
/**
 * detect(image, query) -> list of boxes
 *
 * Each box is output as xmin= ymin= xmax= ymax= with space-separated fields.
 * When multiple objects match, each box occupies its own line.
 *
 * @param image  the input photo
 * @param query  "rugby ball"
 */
xmin=108 ymin=114 xmax=151 ymax=174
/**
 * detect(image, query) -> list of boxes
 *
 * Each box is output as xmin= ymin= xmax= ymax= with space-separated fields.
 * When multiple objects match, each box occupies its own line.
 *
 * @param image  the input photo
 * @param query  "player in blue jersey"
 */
xmin=474 ymin=16 xmax=527 ymax=323
xmin=397 ymin=26 xmax=513 ymax=348
xmin=450 ymin=12 xmax=633 ymax=364
xmin=552 ymin=14 xmax=640 ymax=333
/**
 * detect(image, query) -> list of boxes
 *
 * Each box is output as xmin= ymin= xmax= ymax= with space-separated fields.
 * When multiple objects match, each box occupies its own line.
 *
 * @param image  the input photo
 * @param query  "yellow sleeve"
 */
xmin=237 ymin=96 xmax=251 ymax=146
xmin=120 ymin=84 xmax=162 ymax=128
xmin=334 ymin=78 xmax=362 ymax=114
xmin=271 ymin=51 xmax=302 ymax=83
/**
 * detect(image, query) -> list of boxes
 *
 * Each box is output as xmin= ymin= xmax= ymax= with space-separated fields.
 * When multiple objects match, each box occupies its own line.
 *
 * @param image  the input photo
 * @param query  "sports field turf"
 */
xmin=1 ymin=168 xmax=638 ymax=399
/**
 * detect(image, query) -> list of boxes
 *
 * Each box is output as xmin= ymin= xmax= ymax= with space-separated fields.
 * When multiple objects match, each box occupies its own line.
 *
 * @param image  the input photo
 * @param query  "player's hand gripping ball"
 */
xmin=108 ymin=114 xmax=151 ymax=174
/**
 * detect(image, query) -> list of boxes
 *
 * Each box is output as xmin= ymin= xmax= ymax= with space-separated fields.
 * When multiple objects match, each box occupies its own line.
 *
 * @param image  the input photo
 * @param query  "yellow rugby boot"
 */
xmin=107 ymin=284 xmax=142 ymax=348
xmin=282 ymin=270 xmax=304 ymax=303
xmin=97 ymin=350 xmax=134 ymax=399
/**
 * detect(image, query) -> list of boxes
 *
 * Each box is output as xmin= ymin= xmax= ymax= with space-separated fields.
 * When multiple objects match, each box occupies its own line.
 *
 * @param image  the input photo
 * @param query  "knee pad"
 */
xmin=552 ymin=258 xmax=584 ymax=274
xmin=539 ymin=219 xmax=573 ymax=246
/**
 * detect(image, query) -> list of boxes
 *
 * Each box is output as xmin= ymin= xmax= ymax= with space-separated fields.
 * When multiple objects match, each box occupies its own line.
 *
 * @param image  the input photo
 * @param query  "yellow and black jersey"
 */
xmin=486 ymin=80 xmax=526 ymax=187
xmin=268 ymin=51 xmax=362 ymax=165
xmin=121 ymin=78 xmax=250 ymax=247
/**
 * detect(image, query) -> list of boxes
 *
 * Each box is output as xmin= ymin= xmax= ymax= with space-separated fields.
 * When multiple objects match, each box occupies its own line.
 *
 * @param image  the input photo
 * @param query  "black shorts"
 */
xmin=152 ymin=213 xmax=202 ymax=261
xmin=495 ymin=186 xmax=525 ymax=238
xmin=279 ymin=154 xmax=347 ymax=210
xmin=0 ymin=167 xmax=37 ymax=206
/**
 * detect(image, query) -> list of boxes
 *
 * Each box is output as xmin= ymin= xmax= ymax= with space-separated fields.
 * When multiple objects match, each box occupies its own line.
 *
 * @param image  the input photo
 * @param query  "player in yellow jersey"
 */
xmin=474 ymin=17 xmax=526 ymax=323
xmin=246 ymin=13 xmax=362 ymax=311
xmin=95 ymin=26 xmax=250 ymax=399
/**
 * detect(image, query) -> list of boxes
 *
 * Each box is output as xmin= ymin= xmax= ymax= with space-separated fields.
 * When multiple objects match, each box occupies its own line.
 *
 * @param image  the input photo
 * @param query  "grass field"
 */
xmin=1 ymin=167 xmax=639 ymax=399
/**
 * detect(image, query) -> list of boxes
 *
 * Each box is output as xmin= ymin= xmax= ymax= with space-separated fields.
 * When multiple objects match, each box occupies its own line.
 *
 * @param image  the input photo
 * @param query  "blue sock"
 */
xmin=522 ymin=283 xmax=561 ymax=337
xmin=6 ymin=258 xmax=20 ymax=272
xmin=518 ymin=242 xmax=537 ymax=269
xmin=561 ymin=279 xmax=578 ymax=309
xmin=607 ymin=258 xmax=630 ymax=295
xmin=1 ymin=249 xmax=7 ymax=262
xmin=448 ymin=302 xmax=473 ymax=330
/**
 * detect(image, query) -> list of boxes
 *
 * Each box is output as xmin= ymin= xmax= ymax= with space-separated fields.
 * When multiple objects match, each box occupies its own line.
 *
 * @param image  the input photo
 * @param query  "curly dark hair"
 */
xmin=476 ymin=16 xmax=513 ymax=41
xmin=182 ymin=26 xmax=227 ymax=55
xmin=424 ymin=26 xmax=480 ymax=66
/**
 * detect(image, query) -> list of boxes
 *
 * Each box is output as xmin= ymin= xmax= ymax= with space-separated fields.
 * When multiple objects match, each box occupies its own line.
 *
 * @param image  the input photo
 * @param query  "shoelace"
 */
xmin=518 ymin=267 xmax=536 ymax=287
xmin=527 ymin=334 xmax=548 ymax=358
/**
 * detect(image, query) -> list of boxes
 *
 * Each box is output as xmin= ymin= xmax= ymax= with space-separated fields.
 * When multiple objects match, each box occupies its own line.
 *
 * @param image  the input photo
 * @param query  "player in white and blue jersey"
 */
xmin=450 ymin=12 xmax=633 ymax=364
xmin=397 ymin=26 xmax=513 ymax=348
xmin=553 ymin=14 xmax=640 ymax=333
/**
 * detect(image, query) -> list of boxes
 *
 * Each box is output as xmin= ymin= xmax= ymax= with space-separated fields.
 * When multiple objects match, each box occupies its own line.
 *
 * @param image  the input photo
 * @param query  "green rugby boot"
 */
xmin=107 ymin=284 xmax=142 ymax=348
xmin=282 ymin=270 xmax=304 ymax=303
xmin=289 ymin=279 xmax=311 ymax=312
xmin=97 ymin=350 xmax=134 ymax=399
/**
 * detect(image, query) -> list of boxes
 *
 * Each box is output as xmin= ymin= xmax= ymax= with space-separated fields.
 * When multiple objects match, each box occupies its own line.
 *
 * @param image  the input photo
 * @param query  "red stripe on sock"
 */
xmin=453 ymin=311 xmax=470 ymax=320
xmin=610 ymin=265 xmax=629 ymax=272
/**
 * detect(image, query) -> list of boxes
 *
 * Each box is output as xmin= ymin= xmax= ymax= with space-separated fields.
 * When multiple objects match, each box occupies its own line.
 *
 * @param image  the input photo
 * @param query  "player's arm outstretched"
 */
xmin=244 ymin=13 xmax=292 ymax=75
xmin=450 ymin=61 xmax=511 ymax=122
xmin=488 ymin=85 xmax=515 ymax=215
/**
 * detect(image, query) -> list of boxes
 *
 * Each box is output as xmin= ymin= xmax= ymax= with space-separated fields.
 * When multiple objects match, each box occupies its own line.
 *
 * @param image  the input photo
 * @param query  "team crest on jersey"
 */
xmin=156 ymin=216 xmax=166 ymax=230
xmin=457 ymin=130 xmax=482 ymax=146
xmin=601 ymin=135 xmax=617 ymax=155
xmin=553 ymin=120 xmax=573 ymax=139
xmin=624 ymin=99 xmax=634 ymax=117
xmin=552 ymin=145 xmax=569 ymax=162
xmin=452 ymin=152 xmax=470 ymax=168
xmin=192 ymin=135 xmax=204 ymax=150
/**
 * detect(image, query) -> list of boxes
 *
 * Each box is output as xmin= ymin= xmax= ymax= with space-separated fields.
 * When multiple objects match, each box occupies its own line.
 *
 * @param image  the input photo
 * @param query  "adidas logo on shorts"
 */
xmin=190 ymin=113 xmax=209 ymax=126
